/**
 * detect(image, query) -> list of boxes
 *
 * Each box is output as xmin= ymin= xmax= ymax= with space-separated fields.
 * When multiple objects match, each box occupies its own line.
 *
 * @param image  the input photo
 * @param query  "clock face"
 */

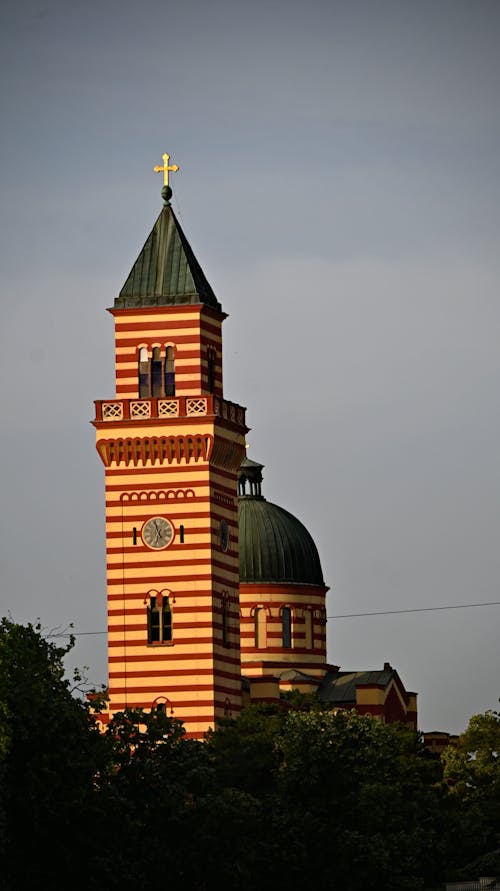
xmin=219 ymin=519 xmax=229 ymax=552
xmin=142 ymin=517 xmax=174 ymax=550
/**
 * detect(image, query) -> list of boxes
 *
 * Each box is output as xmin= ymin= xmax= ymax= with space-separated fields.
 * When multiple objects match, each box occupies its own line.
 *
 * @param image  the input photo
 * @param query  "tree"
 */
xmin=98 ymin=706 xmax=210 ymax=889
xmin=207 ymin=705 xmax=446 ymax=891
xmin=0 ymin=619 xmax=451 ymax=890
xmin=275 ymin=709 xmax=445 ymax=890
xmin=100 ymin=706 xmax=284 ymax=890
xmin=443 ymin=710 xmax=500 ymax=796
xmin=442 ymin=710 xmax=500 ymax=878
xmin=206 ymin=703 xmax=284 ymax=795
xmin=0 ymin=618 xmax=109 ymax=890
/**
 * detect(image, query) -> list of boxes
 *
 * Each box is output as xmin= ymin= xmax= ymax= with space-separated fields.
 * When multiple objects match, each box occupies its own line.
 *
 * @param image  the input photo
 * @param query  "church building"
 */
xmin=93 ymin=155 xmax=417 ymax=738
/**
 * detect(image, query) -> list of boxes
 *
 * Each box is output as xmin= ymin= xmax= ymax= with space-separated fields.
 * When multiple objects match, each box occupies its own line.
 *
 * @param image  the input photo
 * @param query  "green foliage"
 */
xmin=206 ymin=706 xmax=445 ymax=890
xmin=206 ymin=703 xmax=284 ymax=794
xmin=5 ymin=616 xmax=498 ymax=890
xmin=0 ymin=618 xmax=109 ymax=889
xmin=275 ymin=709 xmax=444 ymax=890
xmin=443 ymin=710 xmax=500 ymax=795
xmin=442 ymin=710 xmax=500 ymax=878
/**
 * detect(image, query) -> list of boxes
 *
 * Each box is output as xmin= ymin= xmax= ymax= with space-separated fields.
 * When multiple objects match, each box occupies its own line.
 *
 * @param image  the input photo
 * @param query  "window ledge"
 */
xmin=147 ymin=641 xmax=174 ymax=647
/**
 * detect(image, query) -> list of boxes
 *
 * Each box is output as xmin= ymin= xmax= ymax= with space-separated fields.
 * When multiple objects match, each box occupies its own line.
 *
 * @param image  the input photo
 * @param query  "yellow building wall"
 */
xmin=239 ymin=582 xmax=328 ymax=680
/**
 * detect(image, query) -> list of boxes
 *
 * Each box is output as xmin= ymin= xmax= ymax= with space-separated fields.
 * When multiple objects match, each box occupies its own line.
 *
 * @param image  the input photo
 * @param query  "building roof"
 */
xmin=277 ymin=668 xmax=321 ymax=684
xmin=319 ymin=668 xmax=396 ymax=704
xmin=114 ymin=201 xmax=221 ymax=311
xmin=239 ymin=457 xmax=264 ymax=473
xmin=238 ymin=496 xmax=325 ymax=586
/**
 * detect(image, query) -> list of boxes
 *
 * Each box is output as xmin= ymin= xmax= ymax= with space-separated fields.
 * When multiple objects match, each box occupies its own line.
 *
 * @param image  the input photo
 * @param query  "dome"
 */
xmin=238 ymin=498 xmax=325 ymax=585
xmin=238 ymin=496 xmax=325 ymax=586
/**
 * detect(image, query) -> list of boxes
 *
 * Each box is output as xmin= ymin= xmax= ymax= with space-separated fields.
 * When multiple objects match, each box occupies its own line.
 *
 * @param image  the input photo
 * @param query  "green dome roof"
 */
xmin=238 ymin=497 xmax=325 ymax=585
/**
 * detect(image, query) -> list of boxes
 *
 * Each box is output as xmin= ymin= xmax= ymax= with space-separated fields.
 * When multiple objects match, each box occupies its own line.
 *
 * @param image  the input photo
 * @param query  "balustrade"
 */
xmin=94 ymin=395 xmax=246 ymax=427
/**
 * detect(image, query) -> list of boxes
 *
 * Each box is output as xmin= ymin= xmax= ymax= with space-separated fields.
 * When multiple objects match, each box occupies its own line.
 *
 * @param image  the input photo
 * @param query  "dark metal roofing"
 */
xmin=114 ymin=203 xmax=221 ymax=311
xmin=238 ymin=496 xmax=325 ymax=586
xmin=318 ymin=669 xmax=395 ymax=704
xmin=277 ymin=668 xmax=320 ymax=683
xmin=239 ymin=457 xmax=264 ymax=472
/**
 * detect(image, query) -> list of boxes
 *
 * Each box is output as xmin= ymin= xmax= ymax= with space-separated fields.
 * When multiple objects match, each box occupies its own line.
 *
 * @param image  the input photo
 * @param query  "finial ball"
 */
xmin=161 ymin=185 xmax=172 ymax=205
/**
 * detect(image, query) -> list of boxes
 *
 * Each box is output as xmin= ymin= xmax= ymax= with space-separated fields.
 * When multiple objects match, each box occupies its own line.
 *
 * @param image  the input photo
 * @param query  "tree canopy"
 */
xmin=0 ymin=618 xmax=108 ymax=888
xmin=0 ymin=617 xmax=497 ymax=890
xmin=442 ymin=709 xmax=500 ymax=880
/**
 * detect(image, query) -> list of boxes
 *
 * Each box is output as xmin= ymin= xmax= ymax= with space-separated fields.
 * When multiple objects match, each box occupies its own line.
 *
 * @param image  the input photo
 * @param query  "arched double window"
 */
xmin=137 ymin=346 xmax=176 ymax=398
xmin=147 ymin=593 xmax=173 ymax=644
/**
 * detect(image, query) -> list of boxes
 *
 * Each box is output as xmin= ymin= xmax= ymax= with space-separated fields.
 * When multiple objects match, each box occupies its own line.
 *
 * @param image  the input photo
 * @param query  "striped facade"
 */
xmin=239 ymin=582 xmax=328 ymax=685
xmin=113 ymin=306 xmax=224 ymax=399
xmin=94 ymin=303 xmax=247 ymax=738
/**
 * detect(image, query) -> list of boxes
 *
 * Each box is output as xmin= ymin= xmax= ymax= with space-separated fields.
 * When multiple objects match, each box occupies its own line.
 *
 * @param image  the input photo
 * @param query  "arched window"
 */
xmin=151 ymin=347 xmax=162 ymax=397
xmin=138 ymin=347 xmax=150 ymax=398
xmin=147 ymin=594 xmax=172 ymax=643
xmin=282 ymin=607 xmax=292 ymax=649
xmin=207 ymin=347 xmax=216 ymax=393
xmin=222 ymin=595 xmax=229 ymax=647
xmin=152 ymin=696 xmax=174 ymax=715
xmin=304 ymin=609 xmax=313 ymax=649
xmin=254 ymin=607 xmax=267 ymax=648
xmin=165 ymin=346 xmax=175 ymax=396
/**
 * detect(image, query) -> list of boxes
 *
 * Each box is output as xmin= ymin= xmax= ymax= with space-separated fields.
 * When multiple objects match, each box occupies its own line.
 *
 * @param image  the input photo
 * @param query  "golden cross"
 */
xmin=154 ymin=152 xmax=180 ymax=188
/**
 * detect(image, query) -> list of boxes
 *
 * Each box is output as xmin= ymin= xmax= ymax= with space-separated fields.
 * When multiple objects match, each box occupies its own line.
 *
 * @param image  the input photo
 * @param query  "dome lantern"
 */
xmin=238 ymin=457 xmax=264 ymax=498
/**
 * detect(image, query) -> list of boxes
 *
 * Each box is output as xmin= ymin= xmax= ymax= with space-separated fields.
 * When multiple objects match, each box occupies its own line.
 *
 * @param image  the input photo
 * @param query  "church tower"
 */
xmin=93 ymin=159 xmax=247 ymax=738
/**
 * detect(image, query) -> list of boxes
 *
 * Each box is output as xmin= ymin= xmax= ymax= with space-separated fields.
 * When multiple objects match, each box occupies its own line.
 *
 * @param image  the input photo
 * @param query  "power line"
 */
xmin=47 ymin=599 xmax=500 ymax=638
xmin=47 ymin=630 xmax=107 ymax=638
xmin=329 ymin=601 xmax=500 ymax=619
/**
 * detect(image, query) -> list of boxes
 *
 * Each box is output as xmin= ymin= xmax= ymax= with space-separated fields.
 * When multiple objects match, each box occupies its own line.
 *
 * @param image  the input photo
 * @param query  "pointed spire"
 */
xmin=115 ymin=153 xmax=220 ymax=310
xmin=115 ymin=204 xmax=221 ymax=310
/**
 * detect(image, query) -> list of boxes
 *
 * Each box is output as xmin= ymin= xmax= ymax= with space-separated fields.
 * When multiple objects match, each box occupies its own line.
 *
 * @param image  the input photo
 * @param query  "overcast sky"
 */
xmin=1 ymin=0 xmax=499 ymax=734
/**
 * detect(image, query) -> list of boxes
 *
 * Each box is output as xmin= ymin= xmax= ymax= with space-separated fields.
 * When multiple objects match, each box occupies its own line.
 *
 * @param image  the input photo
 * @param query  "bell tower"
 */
xmin=93 ymin=159 xmax=247 ymax=737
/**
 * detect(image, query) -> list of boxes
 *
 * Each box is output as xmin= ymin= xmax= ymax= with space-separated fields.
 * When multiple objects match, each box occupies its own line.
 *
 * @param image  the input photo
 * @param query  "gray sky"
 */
xmin=1 ymin=0 xmax=499 ymax=734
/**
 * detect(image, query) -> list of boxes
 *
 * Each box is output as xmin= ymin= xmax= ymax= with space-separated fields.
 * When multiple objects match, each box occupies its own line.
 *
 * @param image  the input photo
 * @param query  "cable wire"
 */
xmin=46 ymin=599 xmax=500 ymax=637
xmin=329 ymin=600 xmax=500 ymax=619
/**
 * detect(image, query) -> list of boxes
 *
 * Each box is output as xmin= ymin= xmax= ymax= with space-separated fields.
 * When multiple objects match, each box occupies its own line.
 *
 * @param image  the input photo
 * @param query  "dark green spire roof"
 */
xmin=114 ymin=203 xmax=221 ymax=311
